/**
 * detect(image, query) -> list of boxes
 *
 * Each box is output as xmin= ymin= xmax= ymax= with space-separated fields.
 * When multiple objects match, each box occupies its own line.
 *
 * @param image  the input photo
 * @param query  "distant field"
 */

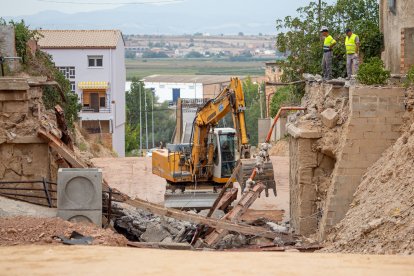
xmin=125 ymin=58 xmax=275 ymax=80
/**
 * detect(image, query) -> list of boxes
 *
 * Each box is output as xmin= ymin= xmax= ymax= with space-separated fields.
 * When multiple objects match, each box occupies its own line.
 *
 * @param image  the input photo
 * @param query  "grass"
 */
xmin=126 ymin=58 xmax=274 ymax=80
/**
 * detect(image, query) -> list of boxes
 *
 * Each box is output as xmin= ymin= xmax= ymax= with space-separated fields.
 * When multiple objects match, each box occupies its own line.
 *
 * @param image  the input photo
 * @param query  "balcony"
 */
xmin=81 ymin=106 xmax=111 ymax=113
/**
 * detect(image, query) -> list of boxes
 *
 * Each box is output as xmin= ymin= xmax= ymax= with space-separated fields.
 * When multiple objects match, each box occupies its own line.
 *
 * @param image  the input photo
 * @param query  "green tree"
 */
xmin=125 ymin=78 xmax=175 ymax=155
xmin=242 ymin=77 xmax=262 ymax=146
xmin=276 ymin=0 xmax=382 ymax=82
xmin=269 ymin=86 xmax=302 ymax=117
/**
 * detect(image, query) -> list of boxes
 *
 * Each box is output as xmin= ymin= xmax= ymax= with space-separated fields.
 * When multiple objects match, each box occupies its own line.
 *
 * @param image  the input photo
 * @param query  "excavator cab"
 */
xmin=211 ymin=128 xmax=237 ymax=180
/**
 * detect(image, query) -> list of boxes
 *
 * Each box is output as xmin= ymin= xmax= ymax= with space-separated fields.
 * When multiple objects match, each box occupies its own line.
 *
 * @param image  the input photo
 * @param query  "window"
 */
xmin=58 ymin=66 xmax=75 ymax=79
xmin=70 ymin=81 xmax=75 ymax=93
xmin=88 ymin=55 xmax=103 ymax=67
xmin=100 ymin=97 xmax=106 ymax=107
xmin=388 ymin=0 xmax=396 ymax=14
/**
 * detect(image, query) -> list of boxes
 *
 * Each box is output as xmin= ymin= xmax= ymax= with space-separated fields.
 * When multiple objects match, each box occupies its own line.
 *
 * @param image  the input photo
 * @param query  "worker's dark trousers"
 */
xmin=322 ymin=51 xmax=333 ymax=80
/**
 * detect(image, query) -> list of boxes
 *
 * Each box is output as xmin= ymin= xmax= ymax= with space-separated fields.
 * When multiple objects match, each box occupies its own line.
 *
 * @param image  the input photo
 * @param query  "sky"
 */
xmin=3 ymin=0 xmax=336 ymax=17
xmin=2 ymin=0 xmax=178 ymax=16
xmin=1 ymin=0 xmax=337 ymax=34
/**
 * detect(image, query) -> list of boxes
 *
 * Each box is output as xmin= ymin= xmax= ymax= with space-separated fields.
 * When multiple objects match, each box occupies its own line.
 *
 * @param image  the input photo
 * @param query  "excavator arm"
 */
xmin=190 ymin=78 xmax=250 ymax=178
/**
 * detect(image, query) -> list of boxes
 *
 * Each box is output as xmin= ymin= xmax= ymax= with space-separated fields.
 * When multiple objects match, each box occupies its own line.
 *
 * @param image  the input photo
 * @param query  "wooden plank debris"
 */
xmin=204 ymin=183 xmax=265 ymax=247
xmin=37 ymin=129 xmax=87 ymax=168
xmin=125 ymin=197 xmax=277 ymax=239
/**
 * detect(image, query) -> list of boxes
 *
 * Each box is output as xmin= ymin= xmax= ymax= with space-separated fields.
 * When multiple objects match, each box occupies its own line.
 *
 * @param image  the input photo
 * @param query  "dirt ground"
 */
xmin=0 ymin=217 xmax=127 ymax=247
xmin=1 ymin=245 xmax=413 ymax=275
xmin=92 ymin=156 xmax=289 ymax=222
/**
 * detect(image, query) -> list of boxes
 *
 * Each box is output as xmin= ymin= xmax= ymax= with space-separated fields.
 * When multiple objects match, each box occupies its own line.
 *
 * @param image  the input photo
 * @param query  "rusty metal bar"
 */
xmin=0 ymin=192 xmax=56 ymax=200
xmin=42 ymin=177 xmax=52 ymax=208
xmin=0 ymin=180 xmax=57 ymax=185
xmin=107 ymin=188 xmax=113 ymax=228
xmin=0 ymin=187 xmax=50 ymax=191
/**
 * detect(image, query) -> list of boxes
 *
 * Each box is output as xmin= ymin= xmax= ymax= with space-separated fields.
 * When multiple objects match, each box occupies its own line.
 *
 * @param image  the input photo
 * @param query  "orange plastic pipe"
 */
xmin=265 ymin=106 xmax=306 ymax=143
xmin=248 ymin=106 xmax=306 ymax=183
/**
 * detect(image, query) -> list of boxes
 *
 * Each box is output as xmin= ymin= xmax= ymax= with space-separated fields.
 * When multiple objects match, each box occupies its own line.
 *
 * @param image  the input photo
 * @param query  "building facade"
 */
xmin=125 ymin=75 xmax=246 ymax=105
xmin=38 ymin=30 xmax=126 ymax=156
xmin=380 ymin=0 xmax=414 ymax=74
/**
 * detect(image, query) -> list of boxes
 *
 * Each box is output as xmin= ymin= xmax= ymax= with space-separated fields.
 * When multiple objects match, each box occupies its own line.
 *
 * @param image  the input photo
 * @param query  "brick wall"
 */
xmin=318 ymin=86 xmax=405 ymax=238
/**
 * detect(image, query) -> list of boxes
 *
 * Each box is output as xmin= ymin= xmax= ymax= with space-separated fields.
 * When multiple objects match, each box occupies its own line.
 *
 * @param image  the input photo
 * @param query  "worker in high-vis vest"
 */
xmin=320 ymin=26 xmax=336 ymax=80
xmin=345 ymin=28 xmax=360 ymax=78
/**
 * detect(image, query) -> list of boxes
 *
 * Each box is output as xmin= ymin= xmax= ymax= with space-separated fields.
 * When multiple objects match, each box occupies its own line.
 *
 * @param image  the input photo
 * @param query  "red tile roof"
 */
xmin=37 ymin=30 xmax=123 ymax=49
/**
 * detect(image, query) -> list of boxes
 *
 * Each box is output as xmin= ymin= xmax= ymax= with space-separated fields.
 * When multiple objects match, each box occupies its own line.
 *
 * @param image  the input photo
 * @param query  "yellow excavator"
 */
xmin=152 ymin=78 xmax=276 ymax=208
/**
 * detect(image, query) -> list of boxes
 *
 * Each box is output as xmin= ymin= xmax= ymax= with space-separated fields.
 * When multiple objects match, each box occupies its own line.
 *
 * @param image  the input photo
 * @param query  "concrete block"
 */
xmin=0 ymin=91 xmax=28 ymax=101
xmin=348 ymin=118 xmax=368 ymax=126
xmin=57 ymin=168 xmax=102 ymax=210
xmin=352 ymin=86 xmax=405 ymax=98
xmin=354 ymin=102 xmax=378 ymax=111
xmin=2 ymin=101 xmax=28 ymax=113
xmin=359 ymin=96 xmax=378 ymax=104
xmin=385 ymin=116 xmax=402 ymax=125
xmin=380 ymin=131 xmax=401 ymax=139
xmin=358 ymin=110 xmax=378 ymax=118
xmin=58 ymin=209 xmax=102 ymax=226
xmin=321 ymin=108 xmax=339 ymax=128
xmin=0 ymin=78 xmax=29 ymax=91
xmin=287 ymin=123 xmax=322 ymax=139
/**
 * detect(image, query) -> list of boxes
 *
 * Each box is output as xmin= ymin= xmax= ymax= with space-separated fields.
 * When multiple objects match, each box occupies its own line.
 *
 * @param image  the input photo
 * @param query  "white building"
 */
xmin=125 ymin=75 xmax=246 ymax=104
xmin=38 ymin=30 xmax=126 ymax=156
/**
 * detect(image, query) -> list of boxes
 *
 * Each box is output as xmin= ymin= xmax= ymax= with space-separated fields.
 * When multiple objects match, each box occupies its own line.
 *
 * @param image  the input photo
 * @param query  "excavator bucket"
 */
xmin=237 ymin=159 xmax=277 ymax=197
xmin=164 ymin=190 xmax=220 ymax=209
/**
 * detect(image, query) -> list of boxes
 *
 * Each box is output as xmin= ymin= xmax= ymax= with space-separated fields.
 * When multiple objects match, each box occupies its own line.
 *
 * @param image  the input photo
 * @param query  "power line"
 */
xmin=37 ymin=0 xmax=181 ymax=5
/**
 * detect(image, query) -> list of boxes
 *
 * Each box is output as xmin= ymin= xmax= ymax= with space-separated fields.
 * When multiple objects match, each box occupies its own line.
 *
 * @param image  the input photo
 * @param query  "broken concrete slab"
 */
xmin=140 ymin=223 xmax=172 ymax=243
xmin=321 ymin=108 xmax=339 ymax=128
xmin=198 ymin=209 xmax=225 ymax=220
xmin=287 ymin=123 xmax=322 ymax=139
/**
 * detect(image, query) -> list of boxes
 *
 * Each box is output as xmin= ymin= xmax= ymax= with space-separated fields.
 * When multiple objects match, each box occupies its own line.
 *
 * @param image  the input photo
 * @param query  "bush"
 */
xmin=269 ymin=86 xmax=302 ymax=117
xmin=357 ymin=57 xmax=390 ymax=85
xmin=404 ymin=65 xmax=414 ymax=88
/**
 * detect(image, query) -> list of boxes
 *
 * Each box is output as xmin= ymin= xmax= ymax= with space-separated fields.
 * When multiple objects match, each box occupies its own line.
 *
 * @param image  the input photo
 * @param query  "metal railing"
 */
xmin=81 ymin=107 xmax=111 ymax=113
xmin=0 ymin=178 xmax=57 ymax=208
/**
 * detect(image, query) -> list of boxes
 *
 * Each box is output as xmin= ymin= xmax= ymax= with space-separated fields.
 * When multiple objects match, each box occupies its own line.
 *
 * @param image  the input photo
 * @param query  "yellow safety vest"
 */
xmin=323 ymin=35 xmax=336 ymax=52
xmin=345 ymin=33 xmax=358 ymax=54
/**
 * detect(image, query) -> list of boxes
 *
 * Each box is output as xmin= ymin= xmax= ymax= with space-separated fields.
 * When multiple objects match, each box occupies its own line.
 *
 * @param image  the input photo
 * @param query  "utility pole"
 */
xmin=145 ymin=87 xmax=149 ymax=150
xmin=139 ymin=82 xmax=142 ymax=156
xmin=318 ymin=0 xmax=322 ymax=28
xmin=258 ymin=84 xmax=263 ymax=119
xmin=151 ymin=90 xmax=154 ymax=148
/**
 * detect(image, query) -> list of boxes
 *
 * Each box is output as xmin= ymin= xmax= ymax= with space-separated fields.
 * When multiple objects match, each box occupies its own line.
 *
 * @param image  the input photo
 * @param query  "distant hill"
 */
xmin=5 ymin=0 xmax=310 ymax=35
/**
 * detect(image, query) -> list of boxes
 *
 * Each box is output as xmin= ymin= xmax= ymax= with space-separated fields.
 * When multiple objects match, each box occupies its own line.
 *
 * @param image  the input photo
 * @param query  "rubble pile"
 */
xmin=114 ymin=204 xmax=198 ymax=244
xmin=323 ymin=92 xmax=414 ymax=254
xmin=0 ymin=216 xmax=128 ymax=246
xmin=113 ymin=203 xmax=296 ymax=249
xmin=287 ymin=76 xmax=350 ymax=210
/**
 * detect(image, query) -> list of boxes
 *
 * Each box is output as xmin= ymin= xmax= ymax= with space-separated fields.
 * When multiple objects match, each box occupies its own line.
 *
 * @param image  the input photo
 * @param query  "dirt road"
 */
xmin=1 ymin=245 xmax=413 ymax=275
xmin=92 ymin=156 xmax=289 ymax=221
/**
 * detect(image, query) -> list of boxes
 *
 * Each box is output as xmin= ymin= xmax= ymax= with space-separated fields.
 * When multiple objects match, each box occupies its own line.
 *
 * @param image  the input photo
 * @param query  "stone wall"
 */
xmin=0 ymin=78 xmax=58 ymax=206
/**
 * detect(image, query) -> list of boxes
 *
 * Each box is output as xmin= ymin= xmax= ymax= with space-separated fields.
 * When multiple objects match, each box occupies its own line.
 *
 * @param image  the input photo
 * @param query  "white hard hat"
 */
xmin=320 ymin=26 xmax=328 ymax=32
